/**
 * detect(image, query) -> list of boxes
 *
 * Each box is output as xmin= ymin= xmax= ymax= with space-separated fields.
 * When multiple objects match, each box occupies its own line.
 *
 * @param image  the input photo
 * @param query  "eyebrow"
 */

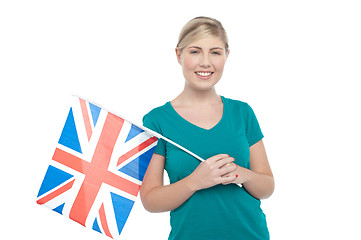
xmin=188 ymin=46 xmax=224 ymax=51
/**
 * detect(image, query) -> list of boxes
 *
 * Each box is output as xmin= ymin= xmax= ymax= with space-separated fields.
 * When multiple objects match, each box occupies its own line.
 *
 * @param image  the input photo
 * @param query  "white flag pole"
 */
xmin=135 ymin=125 xmax=205 ymax=162
xmin=73 ymin=95 xmax=242 ymax=187
xmin=136 ymin=125 xmax=242 ymax=187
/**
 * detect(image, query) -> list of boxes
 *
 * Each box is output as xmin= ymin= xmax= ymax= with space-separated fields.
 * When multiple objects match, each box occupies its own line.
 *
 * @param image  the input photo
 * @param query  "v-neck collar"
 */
xmin=167 ymin=96 xmax=226 ymax=131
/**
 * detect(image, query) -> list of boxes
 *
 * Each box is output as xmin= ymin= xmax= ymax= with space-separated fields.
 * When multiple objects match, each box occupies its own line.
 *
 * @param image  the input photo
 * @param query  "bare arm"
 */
xmin=140 ymin=153 xmax=237 ymax=213
xmin=223 ymin=140 xmax=274 ymax=199
xmin=140 ymin=153 xmax=195 ymax=213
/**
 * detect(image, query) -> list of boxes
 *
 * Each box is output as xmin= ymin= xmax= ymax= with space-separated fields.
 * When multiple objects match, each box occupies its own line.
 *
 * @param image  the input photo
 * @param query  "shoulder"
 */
xmin=222 ymin=96 xmax=253 ymax=115
xmin=143 ymin=103 xmax=168 ymax=119
xmin=143 ymin=101 xmax=172 ymax=122
xmin=142 ymin=102 xmax=170 ymax=131
xmin=223 ymin=96 xmax=248 ymax=106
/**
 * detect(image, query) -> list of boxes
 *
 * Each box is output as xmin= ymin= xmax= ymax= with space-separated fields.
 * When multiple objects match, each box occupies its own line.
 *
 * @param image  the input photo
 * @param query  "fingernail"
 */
xmin=236 ymin=175 xmax=238 ymax=178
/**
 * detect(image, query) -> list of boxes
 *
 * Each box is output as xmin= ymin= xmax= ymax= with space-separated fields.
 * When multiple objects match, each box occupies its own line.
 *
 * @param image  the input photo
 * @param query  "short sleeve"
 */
xmin=142 ymin=113 xmax=166 ymax=157
xmin=245 ymin=104 xmax=264 ymax=146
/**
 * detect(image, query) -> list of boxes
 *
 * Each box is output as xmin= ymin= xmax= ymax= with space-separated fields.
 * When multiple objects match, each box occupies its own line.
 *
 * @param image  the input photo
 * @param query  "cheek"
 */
xmin=182 ymin=56 xmax=198 ymax=71
xmin=213 ymin=59 xmax=226 ymax=72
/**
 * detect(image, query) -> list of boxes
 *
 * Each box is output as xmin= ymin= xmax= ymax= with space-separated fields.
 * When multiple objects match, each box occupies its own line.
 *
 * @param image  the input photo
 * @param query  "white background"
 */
xmin=1 ymin=0 xmax=360 ymax=239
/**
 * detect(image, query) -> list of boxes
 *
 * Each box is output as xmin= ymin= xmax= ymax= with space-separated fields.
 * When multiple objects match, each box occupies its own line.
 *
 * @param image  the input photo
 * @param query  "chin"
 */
xmin=187 ymin=78 xmax=221 ymax=91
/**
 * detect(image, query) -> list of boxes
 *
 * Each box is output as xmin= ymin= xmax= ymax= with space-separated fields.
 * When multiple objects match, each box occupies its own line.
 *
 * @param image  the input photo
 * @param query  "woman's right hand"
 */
xmin=187 ymin=154 xmax=237 ymax=191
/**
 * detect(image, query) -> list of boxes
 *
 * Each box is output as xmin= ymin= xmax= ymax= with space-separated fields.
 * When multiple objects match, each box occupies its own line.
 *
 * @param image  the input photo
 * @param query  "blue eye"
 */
xmin=190 ymin=50 xmax=199 ymax=54
xmin=211 ymin=51 xmax=221 ymax=55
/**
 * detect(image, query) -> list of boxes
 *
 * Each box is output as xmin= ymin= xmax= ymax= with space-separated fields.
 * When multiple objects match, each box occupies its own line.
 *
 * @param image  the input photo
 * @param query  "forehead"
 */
xmin=186 ymin=36 xmax=226 ymax=50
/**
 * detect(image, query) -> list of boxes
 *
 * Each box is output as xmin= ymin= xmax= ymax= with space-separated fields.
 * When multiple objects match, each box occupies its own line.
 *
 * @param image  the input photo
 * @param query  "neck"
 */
xmin=172 ymin=85 xmax=221 ymax=107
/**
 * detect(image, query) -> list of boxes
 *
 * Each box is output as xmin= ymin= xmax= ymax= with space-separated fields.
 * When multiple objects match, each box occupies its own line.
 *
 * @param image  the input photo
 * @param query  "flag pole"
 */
xmin=135 ymin=121 xmax=242 ymax=187
xmin=135 ymin=125 xmax=205 ymax=162
xmin=72 ymin=95 xmax=242 ymax=187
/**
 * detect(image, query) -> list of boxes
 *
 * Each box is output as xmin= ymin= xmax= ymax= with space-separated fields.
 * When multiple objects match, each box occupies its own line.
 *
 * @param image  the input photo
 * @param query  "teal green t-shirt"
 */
xmin=142 ymin=96 xmax=269 ymax=240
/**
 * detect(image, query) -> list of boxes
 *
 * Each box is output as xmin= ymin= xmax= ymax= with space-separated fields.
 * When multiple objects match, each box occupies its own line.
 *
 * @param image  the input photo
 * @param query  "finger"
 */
xmin=219 ymin=163 xmax=237 ymax=176
xmin=221 ymin=170 xmax=236 ymax=178
xmin=207 ymin=154 xmax=230 ymax=164
xmin=214 ymin=157 xmax=235 ymax=169
xmin=220 ymin=175 xmax=237 ymax=185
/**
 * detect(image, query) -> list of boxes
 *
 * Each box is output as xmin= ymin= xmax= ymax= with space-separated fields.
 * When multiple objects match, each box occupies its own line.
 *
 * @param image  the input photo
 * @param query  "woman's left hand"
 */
xmin=220 ymin=164 xmax=251 ymax=185
xmin=221 ymin=141 xmax=274 ymax=199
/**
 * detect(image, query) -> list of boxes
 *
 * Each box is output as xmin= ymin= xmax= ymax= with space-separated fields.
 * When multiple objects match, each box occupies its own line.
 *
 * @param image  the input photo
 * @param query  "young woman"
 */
xmin=141 ymin=16 xmax=274 ymax=240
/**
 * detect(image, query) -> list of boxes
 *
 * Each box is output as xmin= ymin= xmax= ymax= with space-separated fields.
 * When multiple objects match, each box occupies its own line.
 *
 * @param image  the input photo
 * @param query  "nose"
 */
xmin=199 ymin=54 xmax=211 ymax=68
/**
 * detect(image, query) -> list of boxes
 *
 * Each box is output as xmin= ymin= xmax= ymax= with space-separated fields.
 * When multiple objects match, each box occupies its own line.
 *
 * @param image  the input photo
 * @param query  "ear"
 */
xmin=175 ymin=47 xmax=182 ymax=65
xmin=226 ymin=49 xmax=230 ymax=58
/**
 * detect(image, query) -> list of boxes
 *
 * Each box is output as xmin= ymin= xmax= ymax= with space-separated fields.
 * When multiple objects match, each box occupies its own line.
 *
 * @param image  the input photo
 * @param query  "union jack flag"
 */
xmin=36 ymin=96 xmax=158 ymax=239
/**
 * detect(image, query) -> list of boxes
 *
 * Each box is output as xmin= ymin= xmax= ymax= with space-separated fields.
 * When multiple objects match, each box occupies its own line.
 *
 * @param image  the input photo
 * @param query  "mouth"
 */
xmin=195 ymin=71 xmax=214 ymax=79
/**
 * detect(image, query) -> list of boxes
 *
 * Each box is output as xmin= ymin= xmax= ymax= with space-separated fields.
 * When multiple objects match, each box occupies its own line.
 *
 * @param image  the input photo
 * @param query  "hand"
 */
xmin=188 ymin=154 xmax=237 ymax=191
xmin=221 ymin=164 xmax=251 ymax=185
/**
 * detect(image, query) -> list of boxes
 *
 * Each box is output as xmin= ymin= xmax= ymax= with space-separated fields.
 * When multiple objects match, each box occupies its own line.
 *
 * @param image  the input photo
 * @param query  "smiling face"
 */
xmin=176 ymin=36 xmax=229 ymax=91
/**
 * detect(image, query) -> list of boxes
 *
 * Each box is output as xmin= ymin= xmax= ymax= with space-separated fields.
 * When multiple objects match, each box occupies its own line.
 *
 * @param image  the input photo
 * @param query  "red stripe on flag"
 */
xmin=68 ymin=113 xmax=138 ymax=226
xmin=37 ymin=179 xmax=75 ymax=205
xmin=52 ymin=148 xmax=139 ymax=197
xmin=99 ymin=204 xmax=113 ymax=238
xmin=52 ymin=148 xmax=90 ymax=174
xmin=52 ymin=113 xmax=141 ymax=228
xmin=117 ymin=136 xmax=158 ymax=167
xmin=79 ymin=98 xmax=92 ymax=141
xmin=103 ymin=171 xmax=140 ymax=196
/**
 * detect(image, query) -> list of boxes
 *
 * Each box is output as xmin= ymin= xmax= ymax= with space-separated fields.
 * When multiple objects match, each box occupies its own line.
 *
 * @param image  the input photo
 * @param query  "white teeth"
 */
xmin=196 ymin=72 xmax=212 ymax=76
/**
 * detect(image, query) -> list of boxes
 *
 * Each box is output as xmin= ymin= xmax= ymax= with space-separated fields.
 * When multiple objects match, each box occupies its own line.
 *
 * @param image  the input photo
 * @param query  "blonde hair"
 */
xmin=177 ymin=16 xmax=229 ymax=53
